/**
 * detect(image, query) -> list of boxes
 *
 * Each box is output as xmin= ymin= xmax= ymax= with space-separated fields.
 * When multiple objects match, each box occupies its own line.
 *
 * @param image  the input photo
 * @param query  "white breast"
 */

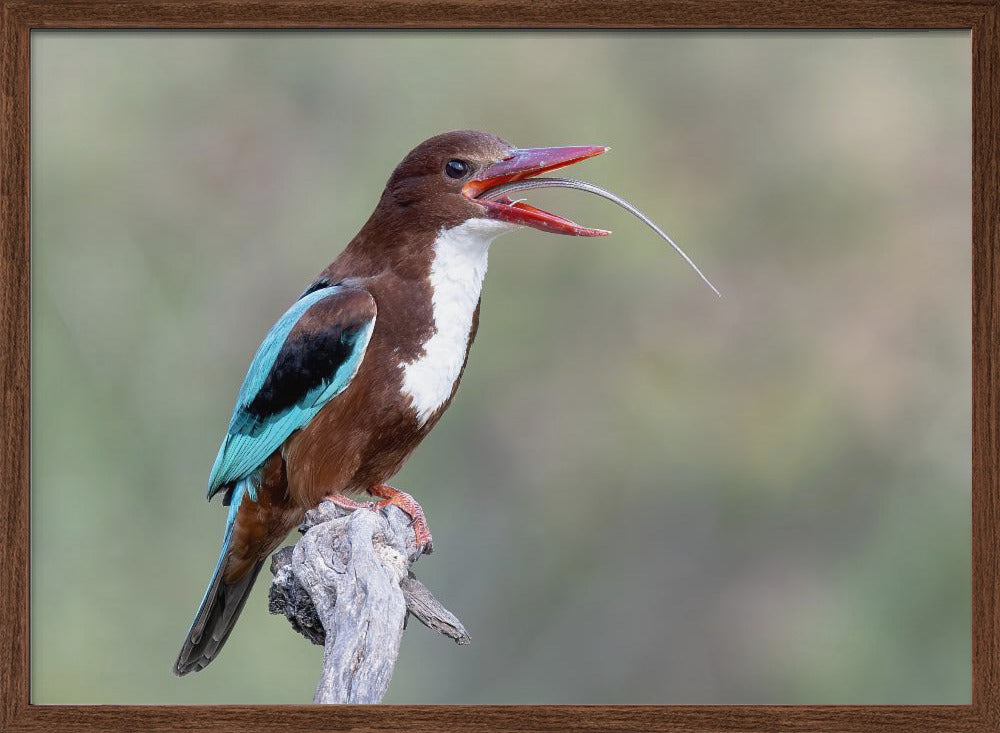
xmin=400 ymin=218 xmax=515 ymax=425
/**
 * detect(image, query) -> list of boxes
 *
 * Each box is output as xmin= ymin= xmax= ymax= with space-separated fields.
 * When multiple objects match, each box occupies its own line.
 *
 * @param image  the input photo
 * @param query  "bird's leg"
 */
xmin=324 ymin=493 xmax=377 ymax=512
xmin=368 ymin=484 xmax=434 ymax=555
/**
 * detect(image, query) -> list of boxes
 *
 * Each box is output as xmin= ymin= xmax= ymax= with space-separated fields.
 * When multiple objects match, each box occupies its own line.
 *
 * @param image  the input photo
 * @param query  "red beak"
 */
xmin=464 ymin=146 xmax=610 ymax=236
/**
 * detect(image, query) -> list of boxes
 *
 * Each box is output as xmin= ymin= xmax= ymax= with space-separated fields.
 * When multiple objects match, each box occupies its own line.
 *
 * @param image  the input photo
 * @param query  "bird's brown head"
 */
xmin=373 ymin=129 xmax=609 ymax=238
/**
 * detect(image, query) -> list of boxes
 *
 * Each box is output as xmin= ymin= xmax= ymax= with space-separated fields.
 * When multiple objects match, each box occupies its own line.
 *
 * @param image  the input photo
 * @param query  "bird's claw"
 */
xmin=324 ymin=493 xmax=376 ymax=512
xmin=369 ymin=484 xmax=434 ymax=556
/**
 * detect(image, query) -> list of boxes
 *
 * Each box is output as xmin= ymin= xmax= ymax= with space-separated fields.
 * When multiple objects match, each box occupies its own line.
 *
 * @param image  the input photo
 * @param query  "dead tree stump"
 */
xmin=268 ymin=500 xmax=470 ymax=704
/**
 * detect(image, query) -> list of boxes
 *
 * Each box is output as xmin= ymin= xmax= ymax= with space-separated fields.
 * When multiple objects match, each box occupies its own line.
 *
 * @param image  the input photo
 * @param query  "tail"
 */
xmin=174 ymin=479 xmax=261 ymax=676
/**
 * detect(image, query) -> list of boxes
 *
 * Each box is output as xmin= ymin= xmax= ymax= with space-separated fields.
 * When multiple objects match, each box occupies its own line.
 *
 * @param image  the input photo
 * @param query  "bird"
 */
xmin=173 ymin=130 xmax=610 ymax=675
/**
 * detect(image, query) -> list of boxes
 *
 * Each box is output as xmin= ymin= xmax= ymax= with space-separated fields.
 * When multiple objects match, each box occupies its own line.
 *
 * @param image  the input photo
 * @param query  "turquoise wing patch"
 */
xmin=206 ymin=285 xmax=376 ymax=500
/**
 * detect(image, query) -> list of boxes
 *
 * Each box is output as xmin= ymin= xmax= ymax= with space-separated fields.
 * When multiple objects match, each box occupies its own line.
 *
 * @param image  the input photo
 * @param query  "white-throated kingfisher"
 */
xmin=174 ymin=130 xmax=609 ymax=675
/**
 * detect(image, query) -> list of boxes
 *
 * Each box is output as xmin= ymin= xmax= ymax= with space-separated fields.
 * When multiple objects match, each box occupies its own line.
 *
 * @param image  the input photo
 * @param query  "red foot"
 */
xmin=369 ymin=484 xmax=434 ymax=555
xmin=324 ymin=487 xmax=433 ymax=555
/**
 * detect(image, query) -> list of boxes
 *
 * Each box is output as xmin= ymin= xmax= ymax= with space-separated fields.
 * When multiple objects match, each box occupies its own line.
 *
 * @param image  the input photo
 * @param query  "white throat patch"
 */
xmin=400 ymin=218 xmax=515 ymax=425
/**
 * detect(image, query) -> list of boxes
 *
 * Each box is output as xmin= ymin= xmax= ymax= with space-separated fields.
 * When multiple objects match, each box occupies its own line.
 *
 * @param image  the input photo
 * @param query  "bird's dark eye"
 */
xmin=445 ymin=159 xmax=471 ymax=179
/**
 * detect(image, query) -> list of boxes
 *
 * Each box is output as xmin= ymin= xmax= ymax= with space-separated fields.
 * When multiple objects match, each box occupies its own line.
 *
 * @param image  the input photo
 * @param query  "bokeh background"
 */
xmin=31 ymin=31 xmax=971 ymax=704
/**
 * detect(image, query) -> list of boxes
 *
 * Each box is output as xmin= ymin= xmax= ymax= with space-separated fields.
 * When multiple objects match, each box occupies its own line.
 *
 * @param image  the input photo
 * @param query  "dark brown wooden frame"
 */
xmin=1 ymin=1 xmax=995 ymax=731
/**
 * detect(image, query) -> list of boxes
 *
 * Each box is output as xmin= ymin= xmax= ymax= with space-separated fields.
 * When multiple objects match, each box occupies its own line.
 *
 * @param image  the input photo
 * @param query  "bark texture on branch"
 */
xmin=268 ymin=500 xmax=469 ymax=704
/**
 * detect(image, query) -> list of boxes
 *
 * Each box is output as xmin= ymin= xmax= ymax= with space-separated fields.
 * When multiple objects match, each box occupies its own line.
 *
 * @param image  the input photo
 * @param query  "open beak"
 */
xmin=464 ymin=146 xmax=610 ymax=236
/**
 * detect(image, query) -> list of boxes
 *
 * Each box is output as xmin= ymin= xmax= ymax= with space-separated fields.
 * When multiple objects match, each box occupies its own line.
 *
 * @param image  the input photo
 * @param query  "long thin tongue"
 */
xmin=480 ymin=177 xmax=721 ymax=297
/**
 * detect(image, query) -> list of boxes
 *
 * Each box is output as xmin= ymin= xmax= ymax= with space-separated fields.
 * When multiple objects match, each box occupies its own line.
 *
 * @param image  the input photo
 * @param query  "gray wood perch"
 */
xmin=268 ymin=500 xmax=470 ymax=704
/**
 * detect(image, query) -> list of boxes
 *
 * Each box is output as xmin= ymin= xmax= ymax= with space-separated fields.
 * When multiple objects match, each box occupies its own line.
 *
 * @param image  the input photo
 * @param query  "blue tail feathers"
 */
xmin=174 ymin=478 xmax=261 ymax=676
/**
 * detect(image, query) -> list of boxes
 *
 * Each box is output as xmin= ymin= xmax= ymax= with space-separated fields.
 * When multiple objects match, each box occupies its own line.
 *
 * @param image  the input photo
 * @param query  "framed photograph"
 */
xmin=3 ymin=1 xmax=996 ymax=731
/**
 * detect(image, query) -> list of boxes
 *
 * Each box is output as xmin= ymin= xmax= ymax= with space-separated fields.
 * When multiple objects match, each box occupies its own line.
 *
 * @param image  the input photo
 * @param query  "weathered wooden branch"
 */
xmin=268 ymin=500 xmax=470 ymax=704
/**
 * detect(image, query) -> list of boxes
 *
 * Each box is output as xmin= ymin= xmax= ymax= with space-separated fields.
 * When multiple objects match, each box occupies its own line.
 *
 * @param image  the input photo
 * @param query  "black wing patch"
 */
xmin=244 ymin=322 xmax=365 ymax=420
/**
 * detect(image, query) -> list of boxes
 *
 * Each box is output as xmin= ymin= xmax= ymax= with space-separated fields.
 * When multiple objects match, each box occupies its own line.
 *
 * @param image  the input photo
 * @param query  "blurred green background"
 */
xmin=31 ymin=31 xmax=971 ymax=704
